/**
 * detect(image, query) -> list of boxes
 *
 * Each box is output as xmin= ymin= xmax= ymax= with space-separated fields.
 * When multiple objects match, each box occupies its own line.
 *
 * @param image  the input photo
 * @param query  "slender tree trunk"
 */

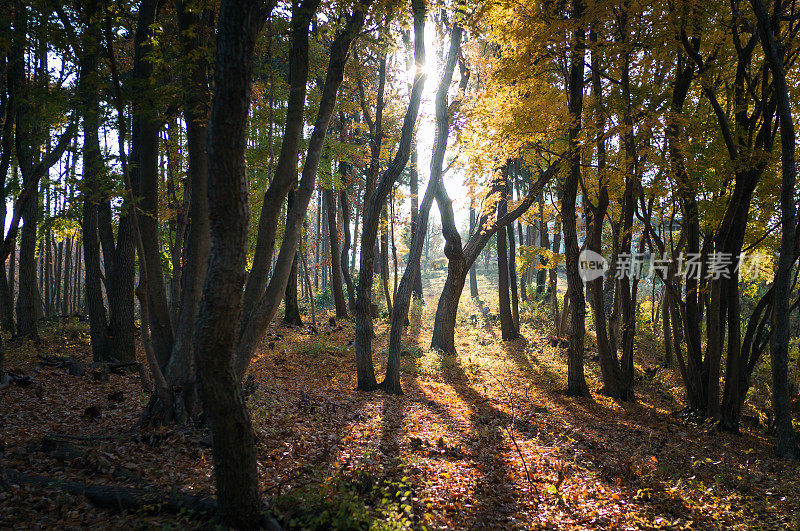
xmin=324 ymin=186 xmax=347 ymax=317
xmin=234 ymin=5 xmax=373 ymax=380
xmin=751 ymin=0 xmax=799 ymax=458
xmin=380 ymin=208 xmax=392 ymax=314
xmin=354 ymin=1 xmax=425 ymax=390
xmin=132 ymin=0 xmax=174 ymax=367
xmin=507 ymin=175 xmax=520 ymax=328
xmin=497 ymin=165 xmax=518 ymax=340
xmin=339 ymin=161 xmax=356 ymax=311
xmin=469 ymin=198 xmax=479 ymax=299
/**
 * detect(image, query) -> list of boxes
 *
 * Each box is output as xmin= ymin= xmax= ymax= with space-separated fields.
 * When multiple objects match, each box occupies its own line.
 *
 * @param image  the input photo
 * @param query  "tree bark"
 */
xmin=497 ymin=165 xmax=519 ymax=341
xmin=562 ymin=0 xmax=589 ymax=396
xmin=234 ymin=3 xmax=372 ymax=380
xmin=192 ymin=0 xmax=270 ymax=526
xmin=282 ymin=191 xmax=303 ymax=326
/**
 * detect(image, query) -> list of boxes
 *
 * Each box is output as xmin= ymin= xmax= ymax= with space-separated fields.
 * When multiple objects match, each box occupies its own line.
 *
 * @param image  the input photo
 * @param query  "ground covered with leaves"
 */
xmin=2 ymin=292 xmax=799 ymax=529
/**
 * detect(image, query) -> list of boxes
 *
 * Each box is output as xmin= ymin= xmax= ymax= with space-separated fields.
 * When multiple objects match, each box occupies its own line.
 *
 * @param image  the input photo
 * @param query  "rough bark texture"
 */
xmin=78 ymin=7 xmax=110 ymax=360
xmin=562 ymin=0 xmax=589 ymax=396
xmin=157 ymin=0 xmax=213 ymax=424
xmin=192 ymin=0 xmax=269 ymax=526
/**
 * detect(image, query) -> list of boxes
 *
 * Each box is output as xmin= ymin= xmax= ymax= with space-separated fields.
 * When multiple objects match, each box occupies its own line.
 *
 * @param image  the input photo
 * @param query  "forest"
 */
xmin=1 ymin=0 xmax=800 ymax=527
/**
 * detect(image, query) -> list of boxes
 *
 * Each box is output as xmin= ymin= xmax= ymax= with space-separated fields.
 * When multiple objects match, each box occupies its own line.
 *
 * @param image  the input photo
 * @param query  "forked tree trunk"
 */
xmin=353 ymin=0 xmax=425 ymax=390
xmin=497 ymin=166 xmax=518 ymax=341
xmin=234 ymin=3 xmax=373 ymax=380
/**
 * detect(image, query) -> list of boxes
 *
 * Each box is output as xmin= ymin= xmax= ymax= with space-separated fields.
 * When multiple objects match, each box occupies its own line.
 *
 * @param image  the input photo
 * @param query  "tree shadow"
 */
xmin=496 ymin=333 xmax=784 ymax=528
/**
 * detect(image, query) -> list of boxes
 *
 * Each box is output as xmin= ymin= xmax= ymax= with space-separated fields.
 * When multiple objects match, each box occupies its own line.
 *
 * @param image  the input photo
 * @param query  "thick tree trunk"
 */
xmin=563 ymin=0 xmax=589 ymax=396
xmin=192 ymin=0 xmax=269 ymax=526
xmin=77 ymin=4 xmax=110 ymax=359
xmin=282 ymin=191 xmax=303 ymax=326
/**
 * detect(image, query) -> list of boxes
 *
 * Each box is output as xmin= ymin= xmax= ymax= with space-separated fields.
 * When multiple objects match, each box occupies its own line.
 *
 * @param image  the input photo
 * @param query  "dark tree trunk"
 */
xmin=469 ymin=198 xmax=479 ymax=299
xmin=497 ymin=166 xmax=518 ymax=341
xmin=192 ymin=0 xmax=269 ymax=526
xmin=324 ymin=186 xmax=347 ymax=318
xmin=132 ymin=0 xmax=174 ymax=367
xmin=751 ymin=0 xmax=799 ymax=458
xmin=241 ymin=0 xmax=321 ymax=319
xmin=354 ymin=0 xmax=425 ymax=390
xmin=586 ymin=29 xmax=627 ymax=399
xmin=537 ymin=195 xmax=548 ymax=294
xmin=153 ymin=0 xmax=213 ymax=424
xmin=563 ymin=0 xmax=589 ymax=396
xmin=74 ymin=1 xmax=111 ymax=360
xmin=507 ymin=174 xmax=520 ymax=328
xmin=234 ymin=4 xmax=372 ymax=380
xmin=282 ymin=191 xmax=303 ymax=326
xmin=380 ymin=208 xmax=392 ymax=314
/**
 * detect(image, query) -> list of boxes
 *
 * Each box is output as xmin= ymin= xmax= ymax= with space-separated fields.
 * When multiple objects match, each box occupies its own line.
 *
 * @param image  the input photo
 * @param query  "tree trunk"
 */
xmin=338 ymin=161 xmax=356 ymax=311
xmin=562 ymin=0 xmax=589 ymax=396
xmin=353 ymin=1 xmax=425 ymax=390
xmin=751 ymin=0 xmax=799 ymax=458
xmin=77 ymin=4 xmax=110 ymax=359
xmin=497 ymin=165 xmax=518 ymax=341
xmin=192 ymin=0 xmax=269 ymax=526
xmin=132 ymin=0 xmax=174 ymax=367
xmin=324 ymin=186 xmax=347 ymax=317
xmin=469 ymin=198 xmax=479 ymax=300
xmin=282 ymin=191 xmax=303 ymax=326
xmin=241 ymin=0 xmax=321 ymax=320
xmin=234 ymin=4 xmax=372 ymax=380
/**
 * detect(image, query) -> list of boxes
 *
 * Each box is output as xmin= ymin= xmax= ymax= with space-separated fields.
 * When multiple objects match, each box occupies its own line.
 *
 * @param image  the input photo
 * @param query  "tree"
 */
xmin=192 ymin=0 xmax=271 ymax=525
xmin=354 ymin=0 xmax=426 ymax=391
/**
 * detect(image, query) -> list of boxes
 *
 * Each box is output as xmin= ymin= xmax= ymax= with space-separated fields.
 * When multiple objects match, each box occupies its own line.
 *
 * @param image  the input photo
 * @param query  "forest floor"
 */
xmin=2 ymin=276 xmax=800 ymax=529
